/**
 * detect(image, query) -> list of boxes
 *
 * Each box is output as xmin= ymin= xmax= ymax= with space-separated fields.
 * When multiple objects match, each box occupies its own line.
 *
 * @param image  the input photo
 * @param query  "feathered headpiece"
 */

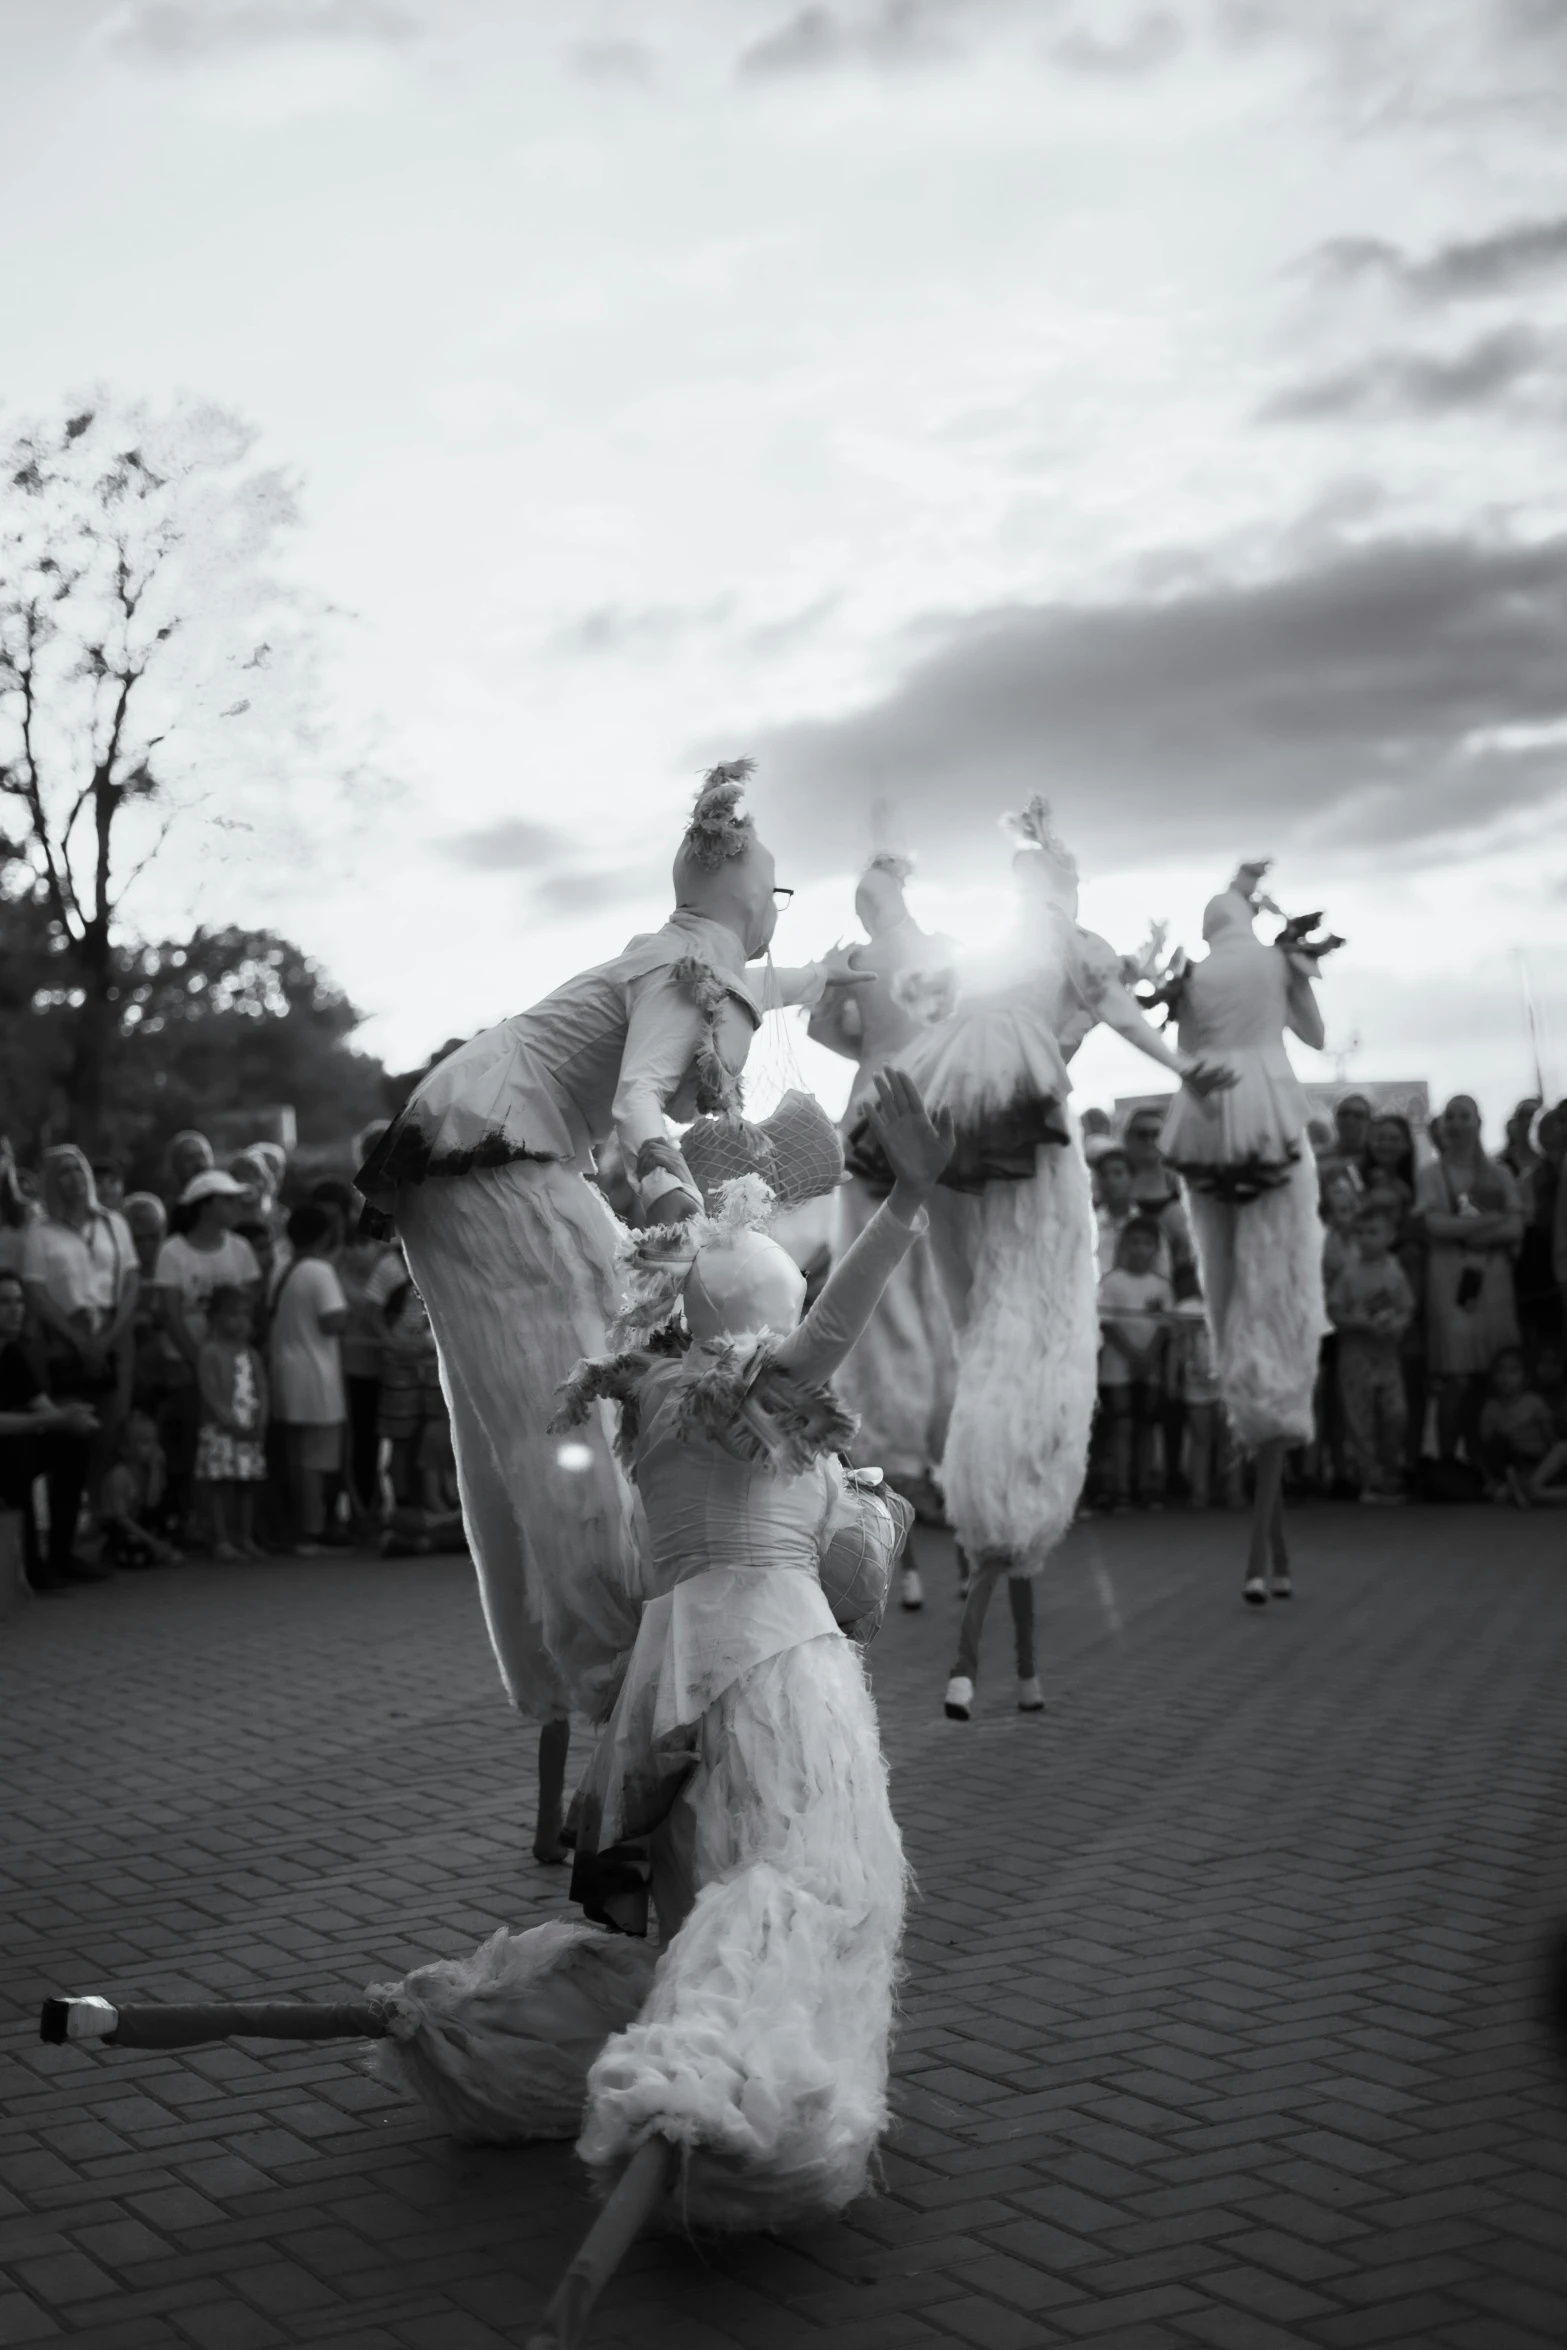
xmin=681 ymin=760 xmax=758 ymax=870
xmin=608 ymin=1173 xmax=778 ymax=1346
xmin=1001 ymin=795 xmax=1079 ymax=884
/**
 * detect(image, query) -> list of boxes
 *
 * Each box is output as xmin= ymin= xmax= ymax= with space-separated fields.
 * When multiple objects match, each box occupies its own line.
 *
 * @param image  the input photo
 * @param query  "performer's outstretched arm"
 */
xmin=612 ymin=970 xmax=718 ymax=1222
xmin=775 ymin=1071 xmax=953 ymax=1385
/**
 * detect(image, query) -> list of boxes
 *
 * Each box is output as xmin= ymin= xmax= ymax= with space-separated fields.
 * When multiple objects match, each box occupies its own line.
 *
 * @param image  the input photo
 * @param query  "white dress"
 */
xmin=1159 ymin=926 xmax=1325 ymax=1448
xmin=566 ymin=1200 xmax=921 ymax=2229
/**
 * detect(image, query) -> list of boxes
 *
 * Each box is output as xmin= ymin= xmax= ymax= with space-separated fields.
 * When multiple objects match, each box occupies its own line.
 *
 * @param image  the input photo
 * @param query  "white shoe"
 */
xmin=944 ymin=1675 xmax=973 ymax=1721
xmin=1016 ymin=1675 xmax=1045 ymax=1712
xmin=1243 ymin=1574 xmax=1268 ymax=1607
xmin=900 ymin=1566 xmax=924 ymax=1611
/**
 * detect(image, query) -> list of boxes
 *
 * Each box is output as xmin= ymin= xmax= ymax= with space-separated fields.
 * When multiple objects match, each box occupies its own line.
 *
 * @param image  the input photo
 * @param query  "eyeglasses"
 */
xmin=772 ymin=886 xmax=794 ymax=909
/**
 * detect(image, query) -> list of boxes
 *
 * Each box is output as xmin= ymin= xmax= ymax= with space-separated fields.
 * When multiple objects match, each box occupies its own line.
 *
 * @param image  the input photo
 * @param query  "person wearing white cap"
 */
xmin=357 ymin=765 xmax=860 ymax=1856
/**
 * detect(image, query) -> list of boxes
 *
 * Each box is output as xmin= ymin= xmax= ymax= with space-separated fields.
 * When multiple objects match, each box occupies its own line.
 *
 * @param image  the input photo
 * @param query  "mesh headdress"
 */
xmin=609 ymin=1173 xmax=780 ymax=1346
xmin=680 ymin=1089 xmax=845 ymax=1212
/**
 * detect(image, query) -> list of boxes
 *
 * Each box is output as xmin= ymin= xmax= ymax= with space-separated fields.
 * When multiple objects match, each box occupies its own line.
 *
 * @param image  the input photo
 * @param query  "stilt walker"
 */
xmin=1159 ymin=860 xmax=1336 ymax=1604
xmin=356 ymin=765 xmax=856 ymax=1854
xmin=850 ymin=800 xmax=1232 ymax=1719
xmin=810 ymin=850 xmax=960 ymax=1607
xmin=45 ymin=1072 xmax=954 ymax=2350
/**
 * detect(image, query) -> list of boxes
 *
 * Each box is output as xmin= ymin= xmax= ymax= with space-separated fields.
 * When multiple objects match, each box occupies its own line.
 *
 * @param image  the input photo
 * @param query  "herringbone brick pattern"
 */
xmin=2 ymin=1508 xmax=1564 ymax=2349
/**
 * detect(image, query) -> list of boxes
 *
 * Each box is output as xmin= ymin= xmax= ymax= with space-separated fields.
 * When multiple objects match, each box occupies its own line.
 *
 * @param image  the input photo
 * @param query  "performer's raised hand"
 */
xmin=818 ymin=940 xmax=875 ymax=990
xmin=866 ymin=1067 xmax=954 ymax=1215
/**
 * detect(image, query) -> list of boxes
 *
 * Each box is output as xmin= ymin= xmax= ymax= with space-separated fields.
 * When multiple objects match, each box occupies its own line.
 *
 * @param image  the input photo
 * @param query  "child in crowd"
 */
xmin=98 ymin=1410 xmax=179 ymax=1570
xmin=378 ymin=1278 xmax=452 ymax=1509
xmin=1476 ymin=1348 xmax=1563 ymax=1506
xmin=1172 ymin=1292 xmax=1240 ymax=1509
xmin=1098 ymin=1217 xmax=1174 ymax=1513
xmin=195 ymin=1286 xmax=269 ymax=1558
xmin=1327 ymin=1200 xmax=1415 ymax=1504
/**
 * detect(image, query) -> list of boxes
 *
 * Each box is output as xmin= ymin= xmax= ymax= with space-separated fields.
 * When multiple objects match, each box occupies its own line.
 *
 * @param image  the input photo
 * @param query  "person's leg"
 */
xmin=534 ymin=1715 xmax=572 ymax=1864
xmin=1007 ymin=1570 xmax=1044 ymax=1709
xmin=1246 ymin=1436 xmax=1287 ymax=1599
xmin=1434 ymin=1375 xmax=1467 ymax=1462
xmin=234 ymin=1481 xmax=258 ymax=1554
xmin=946 ymin=1551 xmax=1008 ymax=1714
xmin=199 ymin=1481 xmax=227 ymax=1557
xmin=1337 ymin=1343 xmax=1377 ymax=1496
xmin=1528 ymin=1441 xmax=1567 ymax=1503
xmin=42 ymin=1430 xmax=93 ymax=1579
xmin=346 ymin=1375 xmax=381 ymax=1520
xmin=1161 ymin=1394 xmax=1187 ymax=1502
xmin=1186 ymin=1402 xmax=1214 ymax=1506
xmin=1377 ymin=1355 xmax=1407 ymax=1496
xmin=1106 ymin=1385 xmax=1133 ymax=1508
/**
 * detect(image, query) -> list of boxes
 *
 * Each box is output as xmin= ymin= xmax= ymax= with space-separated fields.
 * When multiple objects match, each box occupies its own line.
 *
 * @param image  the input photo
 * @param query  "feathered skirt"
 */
xmin=1160 ymin=1046 xmax=1310 ymax=1204
xmin=1182 ymin=1145 xmax=1326 ymax=1449
xmin=577 ymin=1596 xmax=906 ymax=2231
xmin=928 ymin=1139 xmax=1099 ymax=1570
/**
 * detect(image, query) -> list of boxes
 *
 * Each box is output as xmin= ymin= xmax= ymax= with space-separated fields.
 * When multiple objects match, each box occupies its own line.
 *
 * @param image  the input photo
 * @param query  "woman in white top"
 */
xmin=269 ymin=1201 xmax=349 ymax=1554
xmin=22 ymin=1148 xmax=139 ymax=1492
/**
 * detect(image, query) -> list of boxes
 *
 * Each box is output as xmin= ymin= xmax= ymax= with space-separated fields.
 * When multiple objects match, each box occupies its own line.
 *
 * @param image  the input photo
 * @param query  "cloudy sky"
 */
xmin=6 ymin=0 xmax=1567 ymax=1125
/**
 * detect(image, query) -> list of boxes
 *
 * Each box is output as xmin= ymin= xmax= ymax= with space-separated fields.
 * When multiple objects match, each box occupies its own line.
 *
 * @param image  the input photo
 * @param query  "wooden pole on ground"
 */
xmin=523 ymin=2136 xmax=676 ymax=2350
xmin=40 ymin=1998 xmax=388 ymax=2049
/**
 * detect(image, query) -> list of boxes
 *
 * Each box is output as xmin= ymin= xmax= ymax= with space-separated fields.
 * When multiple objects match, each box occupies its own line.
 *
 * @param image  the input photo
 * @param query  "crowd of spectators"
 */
xmin=0 ymin=1123 xmax=461 ymax=1593
xmin=5 ymin=1083 xmax=1565 ymax=1593
xmin=1085 ymin=1089 xmax=1567 ymax=1515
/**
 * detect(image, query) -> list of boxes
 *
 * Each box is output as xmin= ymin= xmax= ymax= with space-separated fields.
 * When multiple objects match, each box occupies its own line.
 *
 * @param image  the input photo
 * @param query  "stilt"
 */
xmin=524 ymin=2135 xmax=676 ymax=2350
xmin=40 ymin=1998 xmax=389 ymax=2050
xmin=534 ymin=1715 xmax=572 ymax=1863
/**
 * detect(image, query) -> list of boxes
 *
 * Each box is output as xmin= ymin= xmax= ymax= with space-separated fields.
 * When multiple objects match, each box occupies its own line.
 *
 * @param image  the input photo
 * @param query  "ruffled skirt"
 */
xmin=1182 ymin=1147 xmax=1326 ymax=1448
xmin=848 ymin=998 xmax=1073 ymax=1193
xmin=1160 ymin=1047 xmax=1309 ymax=1202
xmin=929 ymin=1139 xmax=1098 ymax=1568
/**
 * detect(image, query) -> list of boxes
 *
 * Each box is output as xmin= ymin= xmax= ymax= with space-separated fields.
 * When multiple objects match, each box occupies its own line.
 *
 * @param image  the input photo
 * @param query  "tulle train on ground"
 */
xmin=367 ymin=1921 xmax=655 ymax=2144
xmin=1184 ymin=1147 xmax=1325 ymax=1449
xmin=929 ymin=1142 xmax=1099 ymax=1569
xmin=578 ymin=1632 xmax=907 ymax=2232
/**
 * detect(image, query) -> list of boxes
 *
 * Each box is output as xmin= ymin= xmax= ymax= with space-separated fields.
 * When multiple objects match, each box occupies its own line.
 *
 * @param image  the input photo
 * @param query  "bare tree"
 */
xmin=0 ymin=397 xmax=320 ymax=1149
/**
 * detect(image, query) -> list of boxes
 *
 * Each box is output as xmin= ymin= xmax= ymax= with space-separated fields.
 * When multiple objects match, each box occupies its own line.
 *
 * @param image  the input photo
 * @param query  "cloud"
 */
xmin=441 ymin=819 xmax=567 ymax=872
xmin=1263 ymin=325 xmax=1552 ymax=420
xmin=549 ymin=599 xmax=736 ymax=658
xmin=103 ymin=0 xmax=418 ymax=63
xmin=1052 ymin=9 xmax=1183 ymax=75
xmin=1308 ymin=215 xmax=1567 ymax=304
xmin=441 ymin=820 xmax=658 ymax=922
xmin=748 ymin=533 xmax=1567 ymax=878
xmin=568 ymin=39 xmax=654 ymax=86
xmin=736 ymin=0 xmax=1023 ymax=79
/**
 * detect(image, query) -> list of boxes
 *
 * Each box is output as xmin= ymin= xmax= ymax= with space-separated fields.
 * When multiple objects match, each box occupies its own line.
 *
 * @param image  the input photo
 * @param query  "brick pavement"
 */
xmin=2 ymin=1507 xmax=1565 ymax=2350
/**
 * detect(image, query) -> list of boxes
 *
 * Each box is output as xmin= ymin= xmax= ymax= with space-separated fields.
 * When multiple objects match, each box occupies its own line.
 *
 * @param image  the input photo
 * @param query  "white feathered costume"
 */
xmin=372 ymin=1179 xmax=924 ymax=2234
xmin=357 ymin=771 xmax=834 ymax=1724
xmin=853 ymin=804 xmax=1204 ymax=1573
xmin=1160 ymin=882 xmax=1328 ymax=1447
